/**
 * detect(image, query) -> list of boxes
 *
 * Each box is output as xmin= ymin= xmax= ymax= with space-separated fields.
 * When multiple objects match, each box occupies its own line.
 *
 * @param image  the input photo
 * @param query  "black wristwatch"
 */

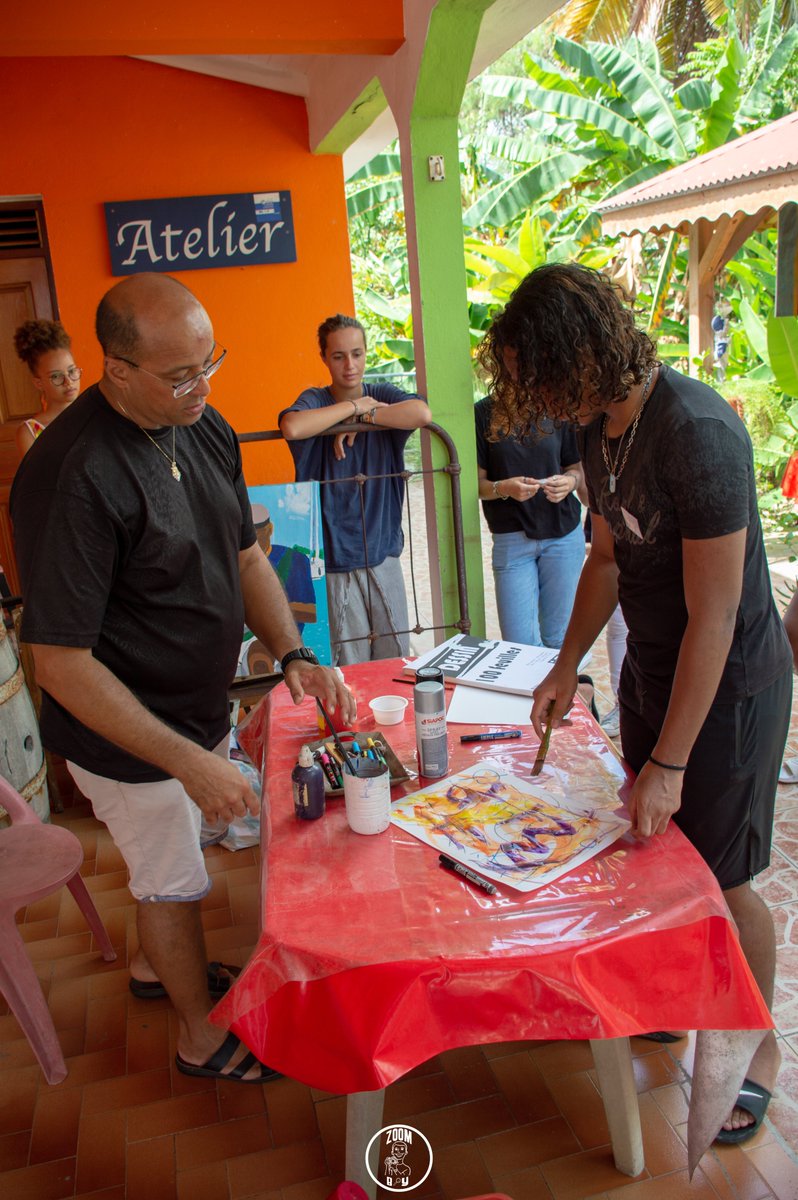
xmin=280 ymin=647 xmax=319 ymax=673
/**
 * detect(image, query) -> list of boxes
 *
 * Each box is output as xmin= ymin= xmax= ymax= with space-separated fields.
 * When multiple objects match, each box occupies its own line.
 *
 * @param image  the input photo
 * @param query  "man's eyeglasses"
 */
xmin=46 ymin=366 xmax=82 ymax=387
xmin=113 ymin=346 xmax=227 ymax=399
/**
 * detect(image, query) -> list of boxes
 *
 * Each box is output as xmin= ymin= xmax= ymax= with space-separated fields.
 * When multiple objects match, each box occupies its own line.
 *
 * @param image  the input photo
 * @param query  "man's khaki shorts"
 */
xmin=67 ymin=737 xmax=230 ymax=902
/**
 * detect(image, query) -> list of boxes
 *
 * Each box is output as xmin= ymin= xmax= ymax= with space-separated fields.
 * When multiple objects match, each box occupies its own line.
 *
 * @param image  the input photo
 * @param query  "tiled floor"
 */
xmin=2 ymin=565 xmax=798 ymax=1198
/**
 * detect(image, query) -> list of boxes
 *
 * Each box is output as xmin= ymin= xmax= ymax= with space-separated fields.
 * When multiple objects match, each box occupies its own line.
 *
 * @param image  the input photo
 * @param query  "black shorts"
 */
xmin=619 ymin=665 xmax=793 ymax=890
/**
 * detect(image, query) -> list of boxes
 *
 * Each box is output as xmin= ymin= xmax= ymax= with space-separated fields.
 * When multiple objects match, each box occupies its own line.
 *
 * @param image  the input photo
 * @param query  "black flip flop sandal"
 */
xmin=577 ymin=674 xmax=600 ymax=721
xmin=129 ymin=960 xmax=240 ymax=1000
xmin=714 ymin=1077 xmax=772 ymax=1144
xmin=637 ymin=1031 xmax=686 ymax=1044
xmin=176 ymin=1031 xmax=281 ymax=1084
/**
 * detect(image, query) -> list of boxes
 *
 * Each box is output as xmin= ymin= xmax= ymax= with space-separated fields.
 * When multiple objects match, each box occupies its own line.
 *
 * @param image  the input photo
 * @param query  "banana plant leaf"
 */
xmin=740 ymin=297 xmax=770 ymax=364
xmin=767 ymin=316 xmax=798 ymax=397
xmin=347 ymin=176 xmax=404 ymax=219
xmin=648 ymin=231 xmax=681 ymax=331
xmin=463 ymin=239 xmax=530 ymax=276
xmin=700 ymin=34 xmax=745 ymax=152
xmin=588 ymin=41 xmax=694 ymax=158
xmin=347 ymin=152 xmax=402 ymax=183
xmin=511 ymin=80 xmax=667 ymax=159
xmin=463 ymin=148 xmax=602 ymax=227
xmin=551 ymin=36 xmax=612 ymax=85
xmin=740 ymin=19 xmax=798 ymax=121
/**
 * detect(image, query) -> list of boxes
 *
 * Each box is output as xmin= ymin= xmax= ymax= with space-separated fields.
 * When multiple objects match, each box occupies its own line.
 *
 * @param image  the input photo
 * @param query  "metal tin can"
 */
xmin=414 ymin=668 xmax=448 ymax=778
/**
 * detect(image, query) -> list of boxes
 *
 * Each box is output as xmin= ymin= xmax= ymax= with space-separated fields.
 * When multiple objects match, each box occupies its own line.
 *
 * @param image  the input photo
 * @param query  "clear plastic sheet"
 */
xmin=214 ymin=660 xmax=771 ymax=1093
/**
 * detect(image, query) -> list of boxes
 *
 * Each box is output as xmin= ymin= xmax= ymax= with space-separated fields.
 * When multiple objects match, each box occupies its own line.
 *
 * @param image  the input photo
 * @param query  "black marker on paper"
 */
xmin=438 ymin=854 xmax=498 ymax=896
xmin=459 ymin=730 xmax=522 ymax=744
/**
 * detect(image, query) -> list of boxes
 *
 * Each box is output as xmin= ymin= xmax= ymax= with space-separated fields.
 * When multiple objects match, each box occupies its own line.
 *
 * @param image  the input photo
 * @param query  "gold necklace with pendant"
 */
xmin=117 ymin=402 xmax=182 ymax=481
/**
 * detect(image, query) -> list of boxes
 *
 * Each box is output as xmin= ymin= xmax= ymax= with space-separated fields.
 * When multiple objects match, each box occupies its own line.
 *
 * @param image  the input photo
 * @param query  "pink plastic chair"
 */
xmin=0 ymin=775 xmax=117 ymax=1083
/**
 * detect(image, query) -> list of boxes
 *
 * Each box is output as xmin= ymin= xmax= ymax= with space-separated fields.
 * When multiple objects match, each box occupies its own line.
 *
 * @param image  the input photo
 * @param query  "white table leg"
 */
xmin=589 ymin=1037 xmax=644 ymax=1177
xmin=345 ymin=1088 xmax=386 ymax=1200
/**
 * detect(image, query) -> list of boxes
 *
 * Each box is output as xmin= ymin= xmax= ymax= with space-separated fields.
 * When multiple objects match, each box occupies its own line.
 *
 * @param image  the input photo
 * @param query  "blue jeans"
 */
xmin=491 ymin=525 xmax=585 ymax=647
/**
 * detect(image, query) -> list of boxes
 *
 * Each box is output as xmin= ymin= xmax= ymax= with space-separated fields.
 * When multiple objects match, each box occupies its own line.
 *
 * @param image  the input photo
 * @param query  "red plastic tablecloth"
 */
xmin=214 ymin=659 xmax=770 ymax=1093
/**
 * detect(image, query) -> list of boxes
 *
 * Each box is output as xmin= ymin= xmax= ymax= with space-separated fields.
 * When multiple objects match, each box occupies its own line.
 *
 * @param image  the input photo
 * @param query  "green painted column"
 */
xmin=399 ymin=0 xmax=495 ymax=641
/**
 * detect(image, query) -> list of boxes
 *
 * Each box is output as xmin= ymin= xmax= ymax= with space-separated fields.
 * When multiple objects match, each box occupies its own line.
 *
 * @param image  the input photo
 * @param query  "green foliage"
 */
xmin=345 ymin=6 xmax=798 ymax=453
xmin=768 ymin=315 xmax=798 ymax=393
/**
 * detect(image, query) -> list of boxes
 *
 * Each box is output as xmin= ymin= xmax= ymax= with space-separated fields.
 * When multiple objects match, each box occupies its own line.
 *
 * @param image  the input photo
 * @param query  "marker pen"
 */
xmin=325 ymin=750 xmax=346 ymax=788
xmin=315 ymin=750 xmax=339 ymax=790
xmin=325 ymin=742 xmax=345 ymax=768
xmin=438 ymin=854 xmax=498 ymax=896
xmin=459 ymin=730 xmax=523 ymax=743
xmin=367 ymin=737 xmax=387 ymax=766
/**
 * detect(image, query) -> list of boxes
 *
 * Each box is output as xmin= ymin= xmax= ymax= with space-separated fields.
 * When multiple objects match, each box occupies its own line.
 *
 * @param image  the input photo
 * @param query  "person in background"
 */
xmin=600 ymin=604 xmax=629 ymax=737
xmin=280 ymin=315 xmax=432 ymax=665
xmin=583 ymin=510 xmax=628 ymax=738
xmin=13 ymin=319 xmax=81 ymax=456
xmin=11 ymin=273 xmax=355 ymax=1085
xmin=479 ymin=262 xmax=792 ymax=1144
xmin=475 ymin=394 xmax=584 ymax=647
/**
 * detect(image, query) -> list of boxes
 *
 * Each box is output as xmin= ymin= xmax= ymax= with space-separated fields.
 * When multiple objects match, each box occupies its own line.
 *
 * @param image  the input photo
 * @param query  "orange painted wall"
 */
xmin=1 ymin=56 xmax=355 ymax=483
xmin=4 ymin=0 xmax=404 ymax=56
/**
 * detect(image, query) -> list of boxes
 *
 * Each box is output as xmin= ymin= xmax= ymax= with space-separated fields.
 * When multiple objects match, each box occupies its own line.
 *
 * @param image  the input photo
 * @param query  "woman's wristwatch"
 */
xmin=492 ymin=480 xmax=508 ymax=500
xmin=360 ymin=406 xmax=379 ymax=425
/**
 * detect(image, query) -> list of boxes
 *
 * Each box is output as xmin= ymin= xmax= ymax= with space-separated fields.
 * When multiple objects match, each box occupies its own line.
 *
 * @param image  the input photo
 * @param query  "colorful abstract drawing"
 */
xmin=390 ymin=761 xmax=630 ymax=892
xmin=238 ymin=482 xmax=332 ymax=672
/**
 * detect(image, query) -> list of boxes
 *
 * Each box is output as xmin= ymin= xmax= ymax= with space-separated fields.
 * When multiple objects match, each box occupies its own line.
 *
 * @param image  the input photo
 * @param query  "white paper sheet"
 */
xmin=443 ymin=651 xmax=593 ymax=726
xmin=446 ymin=685 xmax=533 ymax=726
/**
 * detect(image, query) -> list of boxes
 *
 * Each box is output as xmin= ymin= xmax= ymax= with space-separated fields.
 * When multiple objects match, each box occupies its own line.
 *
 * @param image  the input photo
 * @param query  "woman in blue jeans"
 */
xmin=476 ymin=396 xmax=585 ymax=646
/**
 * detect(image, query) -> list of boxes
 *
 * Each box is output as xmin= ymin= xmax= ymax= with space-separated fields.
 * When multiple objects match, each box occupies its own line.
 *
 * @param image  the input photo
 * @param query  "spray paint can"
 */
xmin=414 ymin=666 xmax=448 ymax=778
xmin=292 ymin=744 xmax=325 ymax=820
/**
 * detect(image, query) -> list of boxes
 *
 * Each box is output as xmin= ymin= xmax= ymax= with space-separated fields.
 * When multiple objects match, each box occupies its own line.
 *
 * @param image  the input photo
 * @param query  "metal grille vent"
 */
xmin=0 ymin=208 xmax=43 ymax=252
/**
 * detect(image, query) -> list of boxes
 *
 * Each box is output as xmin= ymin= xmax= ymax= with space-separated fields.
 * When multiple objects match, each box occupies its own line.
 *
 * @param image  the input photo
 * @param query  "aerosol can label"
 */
xmin=414 ymin=682 xmax=448 ymax=778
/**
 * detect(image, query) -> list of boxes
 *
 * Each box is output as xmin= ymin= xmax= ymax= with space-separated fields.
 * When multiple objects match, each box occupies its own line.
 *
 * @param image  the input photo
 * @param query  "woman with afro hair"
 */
xmin=13 ymin=319 xmax=81 ymax=457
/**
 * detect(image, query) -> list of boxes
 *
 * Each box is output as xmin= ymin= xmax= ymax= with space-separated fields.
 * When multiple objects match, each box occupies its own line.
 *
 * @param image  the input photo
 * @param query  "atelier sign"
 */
xmin=104 ymin=191 xmax=296 ymax=276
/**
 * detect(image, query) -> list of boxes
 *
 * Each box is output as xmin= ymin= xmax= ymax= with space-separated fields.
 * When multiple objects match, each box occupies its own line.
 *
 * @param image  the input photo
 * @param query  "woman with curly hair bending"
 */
xmin=13 ymin=319 xmax=81 ymax=457
xmin=478 ymin=262 xmax=792 ymax=1145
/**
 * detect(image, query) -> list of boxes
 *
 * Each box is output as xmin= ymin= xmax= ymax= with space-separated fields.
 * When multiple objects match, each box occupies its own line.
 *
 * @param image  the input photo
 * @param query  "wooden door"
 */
xmin=0 ymin=254 xmax=56 ymax=594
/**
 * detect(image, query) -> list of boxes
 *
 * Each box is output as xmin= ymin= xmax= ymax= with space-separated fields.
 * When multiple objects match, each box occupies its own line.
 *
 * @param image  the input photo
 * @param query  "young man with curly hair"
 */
xmin=478 ymin=262 xmax=792 ymax=1143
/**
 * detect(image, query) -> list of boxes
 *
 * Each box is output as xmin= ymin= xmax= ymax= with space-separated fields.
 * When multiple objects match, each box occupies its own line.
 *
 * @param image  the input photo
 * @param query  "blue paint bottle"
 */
xmin=292 ymin=744 xmax=325 ymax=821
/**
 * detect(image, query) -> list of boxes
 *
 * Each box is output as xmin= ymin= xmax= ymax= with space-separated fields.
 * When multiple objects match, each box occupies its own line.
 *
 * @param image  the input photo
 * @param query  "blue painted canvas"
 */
xmin=237 ymin=481 xmax=331 ymax=674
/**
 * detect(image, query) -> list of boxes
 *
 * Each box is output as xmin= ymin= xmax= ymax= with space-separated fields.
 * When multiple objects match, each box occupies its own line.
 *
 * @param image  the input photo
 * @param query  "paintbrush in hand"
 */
xmin=531 ymin=704 xmax=553 ymax=777
xmin=315 ymin=698 xmax=357 ymax=775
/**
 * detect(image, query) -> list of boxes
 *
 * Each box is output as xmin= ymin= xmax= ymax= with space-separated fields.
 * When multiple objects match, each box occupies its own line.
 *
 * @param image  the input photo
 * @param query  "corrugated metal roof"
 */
xmin=598 ymin=111 xmax=798 ymax=236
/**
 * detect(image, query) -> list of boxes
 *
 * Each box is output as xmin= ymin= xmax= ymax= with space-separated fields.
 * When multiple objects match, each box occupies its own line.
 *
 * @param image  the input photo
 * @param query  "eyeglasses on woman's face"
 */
xmin=45 ymin=366 xmax=82 ymax=387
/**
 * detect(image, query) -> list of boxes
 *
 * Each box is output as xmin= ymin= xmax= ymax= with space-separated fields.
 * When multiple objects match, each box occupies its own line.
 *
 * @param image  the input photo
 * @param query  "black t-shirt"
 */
xmin=475 ymin=396 xmax=581 ymax=539
xmin=579 ymin=365 xmax=791 ymax=699
xmin=10 ymin=384 xmax=257 ymax=782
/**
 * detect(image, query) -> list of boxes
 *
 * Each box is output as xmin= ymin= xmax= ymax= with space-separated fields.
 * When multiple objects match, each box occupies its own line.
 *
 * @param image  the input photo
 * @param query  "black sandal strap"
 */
xmin=202 ymin=1031 xmax=240 ymax=1073
xmin=227 ymin=1051 xmax=258 ymax=1079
